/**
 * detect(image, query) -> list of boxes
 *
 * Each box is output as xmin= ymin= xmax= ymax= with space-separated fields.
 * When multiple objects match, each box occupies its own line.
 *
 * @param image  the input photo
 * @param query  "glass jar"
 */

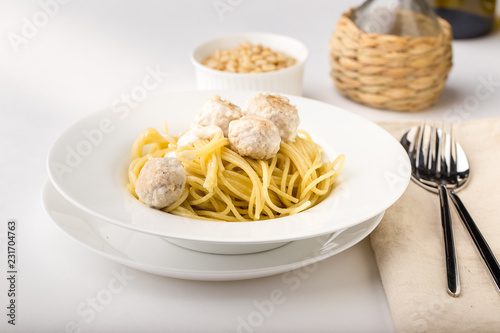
xmin=350 ymin=0 xmax=443 ymax=37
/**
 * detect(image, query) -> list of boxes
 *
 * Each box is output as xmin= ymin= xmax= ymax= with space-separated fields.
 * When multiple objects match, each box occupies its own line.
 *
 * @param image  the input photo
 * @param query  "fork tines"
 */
xmin=415 ymin=121 xmax=458 ymax=185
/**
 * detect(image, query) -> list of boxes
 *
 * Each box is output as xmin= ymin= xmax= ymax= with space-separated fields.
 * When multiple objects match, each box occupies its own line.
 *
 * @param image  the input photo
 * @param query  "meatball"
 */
xmin=243 ymin=93 xmax=300 ymax=142
xmin=135 ymin=157 xmax=186 ymax=209
xmin=177 ymin=124 xmax=224 ymax=148
xmin=228 ymin=116 xmax=281 ymax=160
xmin=193 ymin=95 xmax=242 ymax=136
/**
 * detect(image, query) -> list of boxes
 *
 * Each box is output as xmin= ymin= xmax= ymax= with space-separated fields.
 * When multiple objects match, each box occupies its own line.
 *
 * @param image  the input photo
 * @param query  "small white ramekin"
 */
xmin=190 ymin=33 xmax=309 ymax=96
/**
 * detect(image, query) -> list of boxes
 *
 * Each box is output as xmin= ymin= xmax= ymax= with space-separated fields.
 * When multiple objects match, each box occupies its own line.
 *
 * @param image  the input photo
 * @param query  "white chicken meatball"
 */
xmin=193 ymin=95 xmax=242 ymax=136
xmin=228 ymin=116 xmax=281 ymax=160
xmin=243 ymin=93 xmax=300 ymax=142
xmin=135 ymin=157 xmax=186 ymax=209
xmin=177 ymin=124 xmax=224 ymax=148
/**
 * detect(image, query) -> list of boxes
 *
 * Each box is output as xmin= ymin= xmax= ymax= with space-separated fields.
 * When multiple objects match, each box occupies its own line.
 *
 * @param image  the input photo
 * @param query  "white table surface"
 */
xmin=1 ymin=1 xmax=499 ymax=332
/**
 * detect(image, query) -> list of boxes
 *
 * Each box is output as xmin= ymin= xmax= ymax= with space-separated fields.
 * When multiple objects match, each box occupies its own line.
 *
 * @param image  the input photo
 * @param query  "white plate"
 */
xmin=47 ymin=90 xmax=409 ymax=246
xmin=42 ymin=181 xmax=384 ymax=281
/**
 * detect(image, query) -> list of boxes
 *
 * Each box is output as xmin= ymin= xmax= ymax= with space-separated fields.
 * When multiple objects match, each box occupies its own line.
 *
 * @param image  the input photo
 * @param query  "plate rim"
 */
xmin=41 ymin=180 xmax=384 ymax=281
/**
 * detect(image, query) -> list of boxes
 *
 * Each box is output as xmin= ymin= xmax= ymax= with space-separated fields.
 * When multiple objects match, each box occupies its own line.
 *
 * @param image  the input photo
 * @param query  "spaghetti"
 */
xmin=127 ymin=124 xmax=344 ymax=222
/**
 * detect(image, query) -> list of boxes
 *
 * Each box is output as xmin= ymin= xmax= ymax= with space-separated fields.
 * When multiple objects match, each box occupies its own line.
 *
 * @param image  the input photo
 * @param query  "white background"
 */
xmin=1 ymin=0 xmax=499 ymax=332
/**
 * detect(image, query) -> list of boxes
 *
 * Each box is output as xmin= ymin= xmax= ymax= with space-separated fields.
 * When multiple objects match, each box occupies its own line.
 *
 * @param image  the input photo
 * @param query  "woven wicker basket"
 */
xmin=329 ymin=9 xmax=453 ymax=111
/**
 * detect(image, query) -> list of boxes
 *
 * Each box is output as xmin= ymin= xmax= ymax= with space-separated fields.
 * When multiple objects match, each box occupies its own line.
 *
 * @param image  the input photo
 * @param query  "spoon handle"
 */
xmin=449 ymin=192 xmax=500 ymax=293
xmin=439 ymin=185 xmax=460 ymax=297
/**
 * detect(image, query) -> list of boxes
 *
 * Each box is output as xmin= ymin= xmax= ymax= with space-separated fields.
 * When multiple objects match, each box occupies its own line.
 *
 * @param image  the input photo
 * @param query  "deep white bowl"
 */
xmin=46 ymin=90 xmax=410 ymax=255
xmin=191 ymin=33 xmax=308 ymax=95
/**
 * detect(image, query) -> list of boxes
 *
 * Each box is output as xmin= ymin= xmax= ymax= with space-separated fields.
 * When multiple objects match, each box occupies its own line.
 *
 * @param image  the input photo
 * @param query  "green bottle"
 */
xmin=432 ymin=0 xmax=496 ymax=38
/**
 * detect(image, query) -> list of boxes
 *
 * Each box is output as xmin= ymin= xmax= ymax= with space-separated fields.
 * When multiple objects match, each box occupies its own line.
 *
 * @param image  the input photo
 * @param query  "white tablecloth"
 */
xmin=1 ymin=1 xmax=499 ymax=332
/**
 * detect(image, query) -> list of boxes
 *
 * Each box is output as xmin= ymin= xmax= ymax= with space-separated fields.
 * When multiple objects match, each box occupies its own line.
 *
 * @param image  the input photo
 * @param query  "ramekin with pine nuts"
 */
xmin=191 ymin=33 xmax=308 ymax=95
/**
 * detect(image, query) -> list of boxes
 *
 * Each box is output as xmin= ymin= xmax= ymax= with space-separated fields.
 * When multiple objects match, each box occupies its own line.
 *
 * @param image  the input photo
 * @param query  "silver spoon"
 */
xmin=401 ymin=124 xmax=500 ymax=294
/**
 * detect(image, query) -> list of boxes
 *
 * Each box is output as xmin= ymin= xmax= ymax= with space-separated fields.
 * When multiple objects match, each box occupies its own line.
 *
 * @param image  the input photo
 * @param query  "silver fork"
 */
xmin=403 ymin=122 xmax=500 ymax=295
xmin=414 ymin=121 xmax=460 ymax=296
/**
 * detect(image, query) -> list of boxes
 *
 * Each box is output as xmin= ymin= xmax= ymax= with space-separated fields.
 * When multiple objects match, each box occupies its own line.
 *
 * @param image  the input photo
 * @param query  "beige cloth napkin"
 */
xmin=371 ymin=118 xmax=500 ymax=333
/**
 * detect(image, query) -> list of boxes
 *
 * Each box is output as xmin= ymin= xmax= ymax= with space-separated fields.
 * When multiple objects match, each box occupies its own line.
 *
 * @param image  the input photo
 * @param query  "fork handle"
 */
xmin=439 ymin=185 xmax=460 ymax=297
xmin=449 ymin=191 xmax=500 ymax=293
